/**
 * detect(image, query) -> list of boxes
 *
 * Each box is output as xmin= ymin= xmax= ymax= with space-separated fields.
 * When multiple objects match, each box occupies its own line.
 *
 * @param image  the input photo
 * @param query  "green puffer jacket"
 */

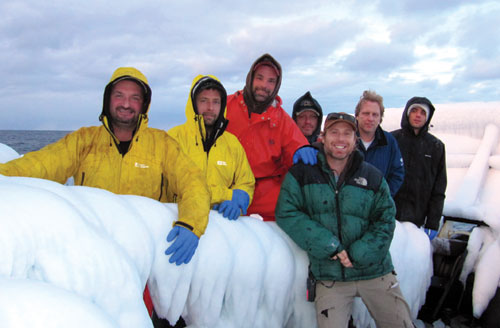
xmin=276 ymin=149 xmax=396 ymax=282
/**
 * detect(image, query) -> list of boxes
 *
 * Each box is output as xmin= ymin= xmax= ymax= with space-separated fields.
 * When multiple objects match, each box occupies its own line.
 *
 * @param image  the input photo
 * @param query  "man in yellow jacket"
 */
xmin=0 ymin=67 xmax=211 ymax=323
xmin=169 ymin=75 xmax=255 ymax=220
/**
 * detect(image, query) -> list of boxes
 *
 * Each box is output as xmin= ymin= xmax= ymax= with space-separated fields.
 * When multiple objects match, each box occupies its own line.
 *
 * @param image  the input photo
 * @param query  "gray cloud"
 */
xmin=341 ymin=40 xmax=415 ymax=72
xmin=0 ymin=0 xmax=498 ymax=131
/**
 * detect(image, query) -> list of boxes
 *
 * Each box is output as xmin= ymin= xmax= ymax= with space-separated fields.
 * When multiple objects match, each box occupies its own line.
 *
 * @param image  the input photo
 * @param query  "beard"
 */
xmin=109 ymin=106 xmax=140 ymax=129
xmin=252 ymin=86 xmax=272 ymax=103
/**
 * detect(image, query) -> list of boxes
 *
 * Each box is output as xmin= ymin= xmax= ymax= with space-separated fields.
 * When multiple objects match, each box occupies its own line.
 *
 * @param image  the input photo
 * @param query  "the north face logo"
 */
xmin=354 ymin=177 xmax=368 ymax=186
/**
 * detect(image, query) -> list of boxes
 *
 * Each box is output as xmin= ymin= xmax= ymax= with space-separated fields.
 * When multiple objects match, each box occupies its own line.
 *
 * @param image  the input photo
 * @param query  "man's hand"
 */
xmin=214 ymin=189 xmax=250 ymax=220
xmin=293 ymin=147 xmax=318 ymax=165
xmin=165 ymin=226 xmax=199 ymax=265
xmin=332 ymin=250 xmax=353 ymax=268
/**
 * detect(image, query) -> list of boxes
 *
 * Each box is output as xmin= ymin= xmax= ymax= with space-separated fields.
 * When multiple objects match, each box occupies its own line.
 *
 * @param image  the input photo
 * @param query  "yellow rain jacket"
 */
xmin=168 ymin=75 xmax=254 ymax=207
xmin=0 ymin=67 xmax=210 ymax=237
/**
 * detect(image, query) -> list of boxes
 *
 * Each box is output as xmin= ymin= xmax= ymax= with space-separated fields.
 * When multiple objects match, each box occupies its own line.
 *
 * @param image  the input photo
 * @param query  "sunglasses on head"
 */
xmin=325 ymin=112 xmax=356 ymax=124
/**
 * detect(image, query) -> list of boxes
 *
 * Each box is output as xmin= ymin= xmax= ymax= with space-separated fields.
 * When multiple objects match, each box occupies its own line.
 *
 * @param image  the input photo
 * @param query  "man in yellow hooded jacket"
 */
xmin=0 ymin=67 xmax=211 ymax=322
xmin=169 ymin=75 xmax=254 ymax=220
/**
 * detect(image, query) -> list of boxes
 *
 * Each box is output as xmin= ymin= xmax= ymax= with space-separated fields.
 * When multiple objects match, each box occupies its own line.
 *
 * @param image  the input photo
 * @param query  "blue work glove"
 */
xmin=216 ymin=201 xmax=239 ymax=220
xmin=293 ymin=147 xmax=318 ymax=165
xmin=424 ymin=228 xmax=438 ymax=241
xmin=214 ymin=189 xmax=250 ymax=220
xmin=232 ymin=189 xmax=250 ymax=215
xmin=165 ymin=226 xmax=199 ymax=266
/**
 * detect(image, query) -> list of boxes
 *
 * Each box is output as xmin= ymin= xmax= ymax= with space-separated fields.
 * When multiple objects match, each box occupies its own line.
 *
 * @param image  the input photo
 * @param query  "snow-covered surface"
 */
xmin=1 ymin=101 xmax=499 ymax=327
xmin=0 ymin=173 xmax=430 ymax=328
xmin=0 ymin=143 xmax=19 ymax=163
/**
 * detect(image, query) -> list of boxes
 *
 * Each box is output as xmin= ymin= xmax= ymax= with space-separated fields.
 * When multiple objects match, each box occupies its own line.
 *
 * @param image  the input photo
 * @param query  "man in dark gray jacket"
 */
xmin=392 ymin=96 xmax=447 ymax=240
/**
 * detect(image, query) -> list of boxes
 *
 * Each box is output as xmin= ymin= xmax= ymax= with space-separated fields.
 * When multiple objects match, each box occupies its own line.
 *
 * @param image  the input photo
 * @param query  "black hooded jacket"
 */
xmin=391 ymin=97 xmax=447 ymax=230
xmin=292 ymin=91 xmax=323 ymax=144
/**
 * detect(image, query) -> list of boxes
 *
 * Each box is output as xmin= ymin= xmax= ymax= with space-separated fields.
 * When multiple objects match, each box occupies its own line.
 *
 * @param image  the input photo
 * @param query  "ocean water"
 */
xmin=0 ymin=130 xmax=72 ymax=154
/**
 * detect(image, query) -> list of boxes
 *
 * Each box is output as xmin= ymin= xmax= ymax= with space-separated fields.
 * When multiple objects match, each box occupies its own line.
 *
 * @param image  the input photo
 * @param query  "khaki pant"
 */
xmin=315 ymin=273 xmax=413 ymax=328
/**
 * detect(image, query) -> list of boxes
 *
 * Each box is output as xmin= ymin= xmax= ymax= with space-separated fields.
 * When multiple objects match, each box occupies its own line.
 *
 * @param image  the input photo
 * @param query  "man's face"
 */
xmin=408 ymin=106 xmax=427 ymax=130
xmin=296 ymin=110 xmax=319 ymax=137
xmin=252 ymin=65 xmax=278 ymax=103
xmin=109 ymin=80 xmax=144 ymax=129
xmin=356 ymin=100 xmax=381 ymax=136
xmin=322 ymin=122 xmax=357 ymax=161
xmin=196 ymin=88 xmax=222 ymax=127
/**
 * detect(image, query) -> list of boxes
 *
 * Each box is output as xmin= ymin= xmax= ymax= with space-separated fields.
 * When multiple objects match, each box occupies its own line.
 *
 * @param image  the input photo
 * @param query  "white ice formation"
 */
xmin=1 ymin=101 xmax=499 ymax=327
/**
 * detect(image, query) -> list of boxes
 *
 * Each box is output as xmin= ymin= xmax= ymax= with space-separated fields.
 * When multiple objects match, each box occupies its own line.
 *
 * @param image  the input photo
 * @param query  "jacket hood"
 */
xmin=100 ymin=67 xmax=152 ymax=125
xmin=400 ymin=96 xmax=435 ymax=135
xmin=242 ymin=53 xmax=282 ymax=114
xmin=186 ymin=75 xmax=228 ymax=152
xmin=292 ymin=91 xmax=323 ymax=143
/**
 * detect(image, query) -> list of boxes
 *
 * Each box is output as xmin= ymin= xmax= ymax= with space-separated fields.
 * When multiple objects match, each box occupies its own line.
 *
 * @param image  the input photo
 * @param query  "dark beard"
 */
xmin=109 ymin=108 xmax=139 ymax=130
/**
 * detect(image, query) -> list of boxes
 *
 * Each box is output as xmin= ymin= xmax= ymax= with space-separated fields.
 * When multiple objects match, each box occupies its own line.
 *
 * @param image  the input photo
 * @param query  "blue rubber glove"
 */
xmin=165 ymin=226 xmax=199 ymax=265
xmin=232 ymin=189 xmax=250 ymax=215
xmin=424 ymin=228 xmax=438 ymax=241
xmin=214 ymin=189 xmax=250 ymax=220
xmin=216 ymin=200 xmax=239 ymax=220
xmin=293 ymin=147 xmax=318 ymax=165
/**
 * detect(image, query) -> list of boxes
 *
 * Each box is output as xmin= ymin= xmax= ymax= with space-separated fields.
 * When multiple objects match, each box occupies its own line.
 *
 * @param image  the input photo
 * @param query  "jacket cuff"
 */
xmin=173 ymin=220 xmax=193 ymax=231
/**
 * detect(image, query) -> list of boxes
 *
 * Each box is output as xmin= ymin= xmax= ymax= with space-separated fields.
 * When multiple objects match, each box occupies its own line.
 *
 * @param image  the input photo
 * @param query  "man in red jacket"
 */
xmin=225 ymin=54 xmax=317 ymax=221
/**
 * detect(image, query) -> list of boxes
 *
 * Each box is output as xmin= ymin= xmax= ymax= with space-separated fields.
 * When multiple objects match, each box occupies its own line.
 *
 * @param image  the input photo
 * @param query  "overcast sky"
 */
xmin=1 ymin=0 xmax=499 ymax=131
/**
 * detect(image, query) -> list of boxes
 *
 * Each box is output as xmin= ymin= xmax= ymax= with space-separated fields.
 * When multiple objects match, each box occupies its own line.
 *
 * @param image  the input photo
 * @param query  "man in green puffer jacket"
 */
xmin=276 ymin=112 xmax=413 ymax=328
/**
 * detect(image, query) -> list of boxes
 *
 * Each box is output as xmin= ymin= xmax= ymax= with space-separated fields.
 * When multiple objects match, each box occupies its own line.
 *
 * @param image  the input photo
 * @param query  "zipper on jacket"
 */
xmin=158 ymin=174 xmax=164 ymax=201
xmin=80 ymin=172 xmax=85 ymax=186
xmin=334 ymin=189 xmax=346 ymax=281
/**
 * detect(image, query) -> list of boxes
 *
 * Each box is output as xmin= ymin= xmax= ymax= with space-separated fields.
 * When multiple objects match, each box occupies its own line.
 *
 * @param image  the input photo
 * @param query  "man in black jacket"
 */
xmin=392 ymin=97 xmax=447 ymax=240
xmin=292 ymin=91 xmax=323 ymax=144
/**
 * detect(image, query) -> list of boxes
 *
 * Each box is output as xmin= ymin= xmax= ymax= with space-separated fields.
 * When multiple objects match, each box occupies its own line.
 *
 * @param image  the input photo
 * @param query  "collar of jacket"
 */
xmin=243 ymin=94 xmax=282 ymax=128
xmin=316 ymin=144 xmax=363 ymax=187
xmin=187 ymin=102 xmax=228 ymax=153
xmin=100 ymin=113 xmax=148 ymax=145
xmin=357 ymin=125 xmax=388 ymax=151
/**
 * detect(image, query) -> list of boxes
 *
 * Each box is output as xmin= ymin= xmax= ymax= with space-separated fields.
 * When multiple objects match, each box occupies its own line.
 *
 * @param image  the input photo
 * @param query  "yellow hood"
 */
xmin=99 ymin=67 xmax=152 ymax=131
xmin=184 ymin=75 xmax=228 ymax=151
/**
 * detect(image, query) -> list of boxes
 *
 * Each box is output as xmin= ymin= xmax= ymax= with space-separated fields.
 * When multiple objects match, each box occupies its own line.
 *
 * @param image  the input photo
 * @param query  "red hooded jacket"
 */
xmin=226 ymin=54 xmax=308 ymax=220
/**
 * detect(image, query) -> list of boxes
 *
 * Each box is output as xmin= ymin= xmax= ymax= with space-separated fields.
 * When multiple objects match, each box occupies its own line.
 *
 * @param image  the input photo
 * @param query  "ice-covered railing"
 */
xmin=0 ymin=142 xmax=432 ymax=327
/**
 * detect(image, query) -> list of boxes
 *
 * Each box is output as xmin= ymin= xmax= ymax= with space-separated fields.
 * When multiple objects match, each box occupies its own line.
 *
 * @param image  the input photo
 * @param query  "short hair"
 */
xmin=354 ymin=90 xmax=385 ymax=120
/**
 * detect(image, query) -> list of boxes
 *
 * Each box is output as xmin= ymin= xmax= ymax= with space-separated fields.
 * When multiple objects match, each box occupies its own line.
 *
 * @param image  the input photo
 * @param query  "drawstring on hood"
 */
xmin=242 ymin=53 xmax=282 ymax=115
xmin=401 ymin=96 xmax=435 ymax=135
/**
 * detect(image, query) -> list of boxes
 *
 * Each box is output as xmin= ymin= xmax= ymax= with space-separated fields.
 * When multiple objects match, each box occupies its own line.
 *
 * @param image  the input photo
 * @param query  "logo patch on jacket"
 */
xmin=354 ymin=177 xmax=368 ymax=186
xmin=135 ymin=162 xmax=149 ymax=169
xmin=217 ymin=161 xmax=227 ymax=166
